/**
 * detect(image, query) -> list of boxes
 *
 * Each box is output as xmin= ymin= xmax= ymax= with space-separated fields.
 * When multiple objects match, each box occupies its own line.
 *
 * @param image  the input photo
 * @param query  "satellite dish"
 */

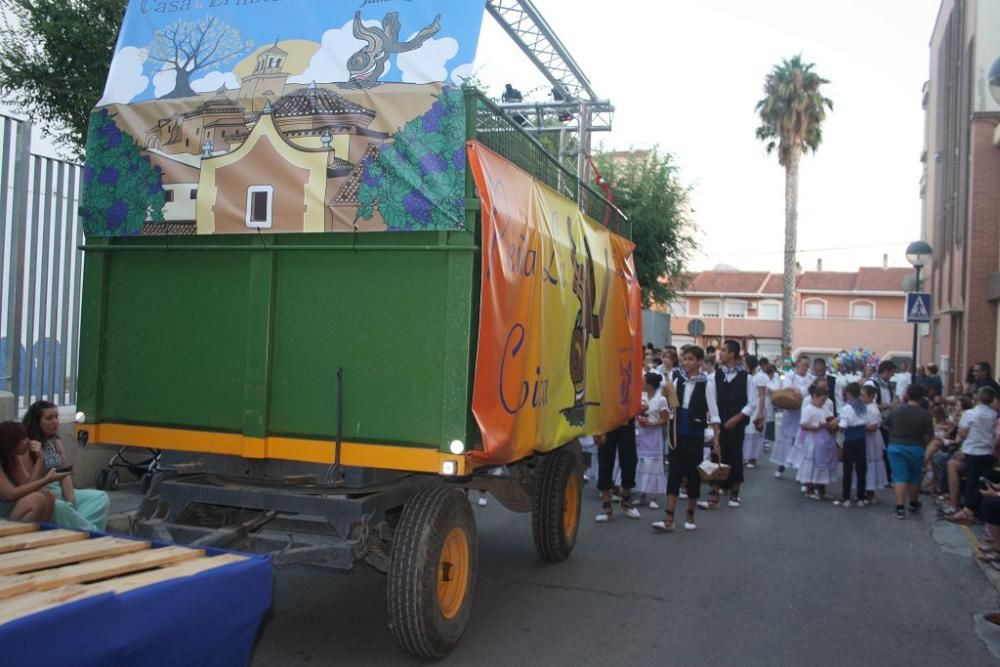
xmin=687 ymin=318 xmax=706 ymax=337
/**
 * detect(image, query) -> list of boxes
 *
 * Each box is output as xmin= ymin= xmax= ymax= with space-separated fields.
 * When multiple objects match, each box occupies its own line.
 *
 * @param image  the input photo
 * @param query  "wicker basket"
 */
xmin=697 ymin=460 xmax=732 ymax=482
xmin=771 ymin=388 xmax=804 ymax=410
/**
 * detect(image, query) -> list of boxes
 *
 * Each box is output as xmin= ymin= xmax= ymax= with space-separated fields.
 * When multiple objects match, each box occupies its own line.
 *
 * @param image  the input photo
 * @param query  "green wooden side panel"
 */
xmin=76 ymin=233 xmax=477 ymax=452
xmin=267 ymin=248 xmax=471 ymax=447
xmin=99 ymin=250 xmax=250 ymax=430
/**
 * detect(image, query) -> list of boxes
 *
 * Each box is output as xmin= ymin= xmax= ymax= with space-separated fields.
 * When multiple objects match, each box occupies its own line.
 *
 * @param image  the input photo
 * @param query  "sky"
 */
xmin=471 ymin=0 xmax=942 ymax=273
xmin=4 ymin=0 xmax=941 ymax=273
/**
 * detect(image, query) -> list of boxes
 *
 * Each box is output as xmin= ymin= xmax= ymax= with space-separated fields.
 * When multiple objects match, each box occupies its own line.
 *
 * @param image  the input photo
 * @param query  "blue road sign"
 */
xmin=906 ymin=292 xmax=932 ymax=323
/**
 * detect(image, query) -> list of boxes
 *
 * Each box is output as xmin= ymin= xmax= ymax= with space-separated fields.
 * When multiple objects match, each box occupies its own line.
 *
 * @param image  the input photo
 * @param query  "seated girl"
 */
xmin=0 ymin=421 xmax=66 ymax=521
xmin=23 ymin=401 xmax=110 ymax=531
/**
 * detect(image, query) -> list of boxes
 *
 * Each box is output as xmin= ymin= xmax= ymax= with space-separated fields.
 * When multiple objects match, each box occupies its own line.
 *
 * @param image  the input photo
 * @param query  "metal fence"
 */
xmin=0 ymin=114 xmax=84 ymax=409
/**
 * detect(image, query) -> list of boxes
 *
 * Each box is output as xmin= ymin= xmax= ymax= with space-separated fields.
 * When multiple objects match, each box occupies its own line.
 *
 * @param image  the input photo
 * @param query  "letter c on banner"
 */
xmin=500 ymin=324 xmax=529 ymax=415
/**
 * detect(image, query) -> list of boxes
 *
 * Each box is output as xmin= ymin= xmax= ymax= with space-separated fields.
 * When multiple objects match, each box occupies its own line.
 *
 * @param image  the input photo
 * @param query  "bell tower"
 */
xmin=239 ymin=40 xmax=290 ymax=112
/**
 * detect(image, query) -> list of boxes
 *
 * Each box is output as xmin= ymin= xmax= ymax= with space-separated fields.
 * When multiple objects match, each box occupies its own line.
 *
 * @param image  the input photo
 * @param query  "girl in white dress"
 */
xmin=796 ymin=384 xmax=840 ymax=499
xmin=636 ymin=372 xmax=670 ymax=508
xmin=772 ymin=357 xmax=811 ymax=477
xmin=743 ymin=356 xmax=768 ymax=468
xmin=862 ymin=384 xmax=889 ymax=502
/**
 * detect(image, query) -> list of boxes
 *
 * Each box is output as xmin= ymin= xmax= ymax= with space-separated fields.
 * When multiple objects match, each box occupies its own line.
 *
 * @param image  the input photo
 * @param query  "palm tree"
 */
xmin=755 ymin=55 xmax=833 ymax=355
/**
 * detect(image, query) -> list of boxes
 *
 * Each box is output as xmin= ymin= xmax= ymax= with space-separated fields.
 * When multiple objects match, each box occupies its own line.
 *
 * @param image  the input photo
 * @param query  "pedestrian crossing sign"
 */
xmin=906 ymin=292 xmax=931 ymax=323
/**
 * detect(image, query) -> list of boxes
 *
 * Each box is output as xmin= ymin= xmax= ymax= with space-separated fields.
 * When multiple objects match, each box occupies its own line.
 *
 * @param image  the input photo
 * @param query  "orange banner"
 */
xmin=468 ymin=141 xmax=643 ymax=464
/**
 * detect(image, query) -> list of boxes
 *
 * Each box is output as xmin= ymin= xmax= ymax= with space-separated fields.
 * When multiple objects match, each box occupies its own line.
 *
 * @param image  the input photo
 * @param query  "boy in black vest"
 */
xmin=652 ymin=345 xmax=720 ymax=532
xmin=699 ymin=339 xmax=757 ymax=509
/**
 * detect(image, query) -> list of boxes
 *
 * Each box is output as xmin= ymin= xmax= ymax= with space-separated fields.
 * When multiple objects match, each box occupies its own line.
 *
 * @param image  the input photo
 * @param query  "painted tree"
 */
xmin=593 ymin=148 xmax=696 ymax=309
xmin=755 ymin=55 xmax=833 ymax=353
xmin=147 ymin=16 xmax=252 ymax=99
xmin=79 ymin=109 xmax=165 ymax=236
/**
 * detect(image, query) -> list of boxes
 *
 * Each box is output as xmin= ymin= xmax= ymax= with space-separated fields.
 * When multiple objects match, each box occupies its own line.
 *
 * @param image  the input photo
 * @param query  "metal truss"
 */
xmin=485 ymin=0 xmax=598 ymax=102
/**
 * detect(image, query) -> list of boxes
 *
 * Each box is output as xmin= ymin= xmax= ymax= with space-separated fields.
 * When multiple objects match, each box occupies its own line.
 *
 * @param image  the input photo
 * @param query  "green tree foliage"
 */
xmin=593 ymin=149 xmax=696 ymax=308
xmin=0 ymin=0 xmax=126 ymax=154
xmin=357 ymin=87 xmax=466 ymax=231
xmin=755 ymin=54 xmax=833 ymax=351
xmin=79 ymin=110 xmax=165 ymax=236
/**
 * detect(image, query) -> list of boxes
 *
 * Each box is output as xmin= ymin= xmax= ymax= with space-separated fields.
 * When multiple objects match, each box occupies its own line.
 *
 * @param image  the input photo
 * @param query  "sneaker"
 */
xmin=807 ymin=492 xmax=822 ymax=501
xmin=595 ymin=503 xmax=612 ymax=523
xmin=648 ymin=500 xmax=660 ymax=510
xmin=857 ymin=500 xmax=868 ymax=508
xmin=697 ymin=500 xmax=711 ymax=510
xmin=679 ymin=490 xmax=689 ymax=499
xmin=800 ymin=485 xmax=808 ymax=494
xmin=909 ymin=501 xmax=923 ymax=514
xmin=624 ymin=506 xmax=641 ymax=519
xmin=746 ymin=462 xmax=756 ymax=469
xmin=684 ymin=520 xmax=697 ymax=531
xmin=840 ymin=500 xmax=852 ymax=508
xmin=940 ymin=505 xmax=958 ymax=515
xmin=477 ymin=495 xmax=488 ymax=507
xmin=651 ymin=519 xmax=675 ymax=533
xmin=727 ymin=498 xmax=741 ymax=508
xmin=774 ymin=470 xmax=783 ymax=479
xmin=894 ymin=507 xmax=906 ymax=520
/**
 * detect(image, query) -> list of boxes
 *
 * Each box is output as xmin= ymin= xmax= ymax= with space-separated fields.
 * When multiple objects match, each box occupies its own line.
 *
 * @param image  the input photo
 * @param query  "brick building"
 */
xmin=666 ymin=265 xmax=913 ymax=362
xmin=920 ymin=0 xmax=1000 ymax=389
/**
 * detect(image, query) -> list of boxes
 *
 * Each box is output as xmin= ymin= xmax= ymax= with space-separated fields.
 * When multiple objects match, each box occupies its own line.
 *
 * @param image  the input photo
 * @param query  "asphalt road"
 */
xmin=249 ymin=459 xmax=999 ymax=666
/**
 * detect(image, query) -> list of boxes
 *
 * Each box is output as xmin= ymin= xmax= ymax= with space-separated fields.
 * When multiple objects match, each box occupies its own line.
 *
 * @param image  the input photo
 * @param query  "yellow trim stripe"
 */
xmin=76 ymin=424 xmax=471 ymax=476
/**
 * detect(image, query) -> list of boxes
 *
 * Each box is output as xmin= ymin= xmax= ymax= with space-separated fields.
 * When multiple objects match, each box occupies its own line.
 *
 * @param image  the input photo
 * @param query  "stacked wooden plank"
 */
xmin=0 ymin=519 xmax=246 ymax=625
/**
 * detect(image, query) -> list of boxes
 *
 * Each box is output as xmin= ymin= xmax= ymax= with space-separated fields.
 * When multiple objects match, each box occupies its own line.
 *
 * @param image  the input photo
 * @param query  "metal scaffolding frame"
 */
xmin=485 ymin=0 xmax=614 ymax=201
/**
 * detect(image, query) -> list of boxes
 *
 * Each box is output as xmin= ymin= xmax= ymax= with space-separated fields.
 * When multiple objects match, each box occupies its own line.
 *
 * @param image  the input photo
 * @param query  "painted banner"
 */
xmin=82 ymin=1 xmax=485 ymax=237
xmin=468 ymin=141 xmax=643 ymax=464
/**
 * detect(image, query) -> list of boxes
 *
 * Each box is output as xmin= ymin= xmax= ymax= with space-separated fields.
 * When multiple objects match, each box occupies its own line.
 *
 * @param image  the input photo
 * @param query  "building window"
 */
xmin=668 ymin=299 xmax=688 ymax=317
xmin=245 ymin=185 xmax=273 ymax=229
xmin=700 ymin=300 xmax=720 ymax=318
xmin=189 ymin=188 xmax=198 ymax=200
xmin=803 ymin=299 xmax=826 ymax=319
xmin=758 ymin=301 xmax=781 ymax=320
xmin=850 ymin=300 xmax=875 ymax=320
xmin=725 ymin=300 xmax=747 ymax=319
xmin=163 ymin=189 xmax=174 ymax=203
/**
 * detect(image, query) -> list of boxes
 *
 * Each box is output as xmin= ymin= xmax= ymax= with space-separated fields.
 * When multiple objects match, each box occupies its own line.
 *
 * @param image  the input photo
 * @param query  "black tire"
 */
xmin=531 ymin=448 xmax=582 ymax=562
xmin=387 ymin=486 xmax=478 ymax=658
xmin=107 ymin=469 xmax=120 ymax=491
xmin=95 ymin=469 xmax=109 ymax=490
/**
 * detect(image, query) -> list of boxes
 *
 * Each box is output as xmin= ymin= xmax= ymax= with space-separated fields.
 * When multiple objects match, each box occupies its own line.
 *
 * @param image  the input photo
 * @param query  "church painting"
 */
xmin=81 ymin=0 xmax=484 ymax=237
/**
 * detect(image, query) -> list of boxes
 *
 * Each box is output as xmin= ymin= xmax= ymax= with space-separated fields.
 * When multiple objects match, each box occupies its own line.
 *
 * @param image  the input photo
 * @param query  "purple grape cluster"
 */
xmin=106 ymin=199 xmax=128 ymax=231
xmin=452 ymin=147 xmax=465 ymax=171
xmin=98 ymin=166 xmax=119 ymax=186
xmin=419 ymin=152 xmax=448 ymax=175
xmin=402 ymin=190 xmax=432 ymax=225
xmin=421 ymin=100 xmax=447 ymax=132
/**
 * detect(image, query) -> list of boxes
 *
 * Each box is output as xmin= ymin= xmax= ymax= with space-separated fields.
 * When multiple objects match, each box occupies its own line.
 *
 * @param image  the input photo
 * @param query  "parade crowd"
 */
xmin=582 ymin=340 xmax=1000 ymax=537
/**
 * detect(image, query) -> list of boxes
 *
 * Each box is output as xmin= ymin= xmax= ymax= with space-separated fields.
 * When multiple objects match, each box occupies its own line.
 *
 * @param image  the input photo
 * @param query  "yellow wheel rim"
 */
xmin=563 ymin=473 xmax=580 ymax=539
xmin=437 ymin=527 xmax=470 ymax=620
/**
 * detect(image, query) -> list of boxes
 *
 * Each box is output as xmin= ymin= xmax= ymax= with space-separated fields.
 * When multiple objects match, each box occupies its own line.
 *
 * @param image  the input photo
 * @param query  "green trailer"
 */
xmin=75 ymin=86 xmax=637 ymax=657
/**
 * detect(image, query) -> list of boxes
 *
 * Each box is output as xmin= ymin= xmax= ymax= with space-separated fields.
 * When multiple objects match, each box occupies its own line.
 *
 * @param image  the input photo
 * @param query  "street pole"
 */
xmin=911 ymin=265 xmax=921 ymax=368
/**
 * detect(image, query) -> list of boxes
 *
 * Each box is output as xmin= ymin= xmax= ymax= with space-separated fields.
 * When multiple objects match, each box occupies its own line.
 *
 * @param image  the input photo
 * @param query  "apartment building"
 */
xmin=666 ymin=265 xmax=913 ymax=361
xmin=919 ymin=0 xmax=1000 ymax=388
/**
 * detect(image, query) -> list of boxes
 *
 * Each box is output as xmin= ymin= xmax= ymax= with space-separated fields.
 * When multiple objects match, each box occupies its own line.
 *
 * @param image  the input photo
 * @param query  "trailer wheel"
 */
xmin=387 ymin=486 xmax=478 ymax=658
xmin=531 ymin=448 xmax=581 ymax=562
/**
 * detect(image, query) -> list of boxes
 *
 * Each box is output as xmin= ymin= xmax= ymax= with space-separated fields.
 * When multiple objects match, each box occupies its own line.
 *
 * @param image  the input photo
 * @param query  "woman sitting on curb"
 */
xmin=23 ymin=401 xmax=110 ymax=531
xmin=0 ymin=421 xmax=66 ymax=521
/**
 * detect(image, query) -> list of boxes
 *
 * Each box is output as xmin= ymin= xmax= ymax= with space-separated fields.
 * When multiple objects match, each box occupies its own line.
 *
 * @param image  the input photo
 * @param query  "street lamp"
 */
xmin=906 ymin=240 xmax=933 ymax=368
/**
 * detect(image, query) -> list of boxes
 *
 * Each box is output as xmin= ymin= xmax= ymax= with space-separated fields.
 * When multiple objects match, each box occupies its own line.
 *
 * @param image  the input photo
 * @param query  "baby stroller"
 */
xmin=95 ymin=447 xmax=162 ymax=494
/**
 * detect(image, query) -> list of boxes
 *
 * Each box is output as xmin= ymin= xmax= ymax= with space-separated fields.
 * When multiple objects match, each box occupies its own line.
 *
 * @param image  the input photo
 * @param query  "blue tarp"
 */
xmin=1 ymin=529 xmax=272 ymax=667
